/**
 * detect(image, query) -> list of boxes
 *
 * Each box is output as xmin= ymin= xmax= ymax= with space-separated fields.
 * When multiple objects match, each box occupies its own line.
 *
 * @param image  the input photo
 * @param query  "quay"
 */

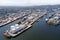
xmin=0 ymin=12 xmax=31 ymax=27
xmin=3 ymin=11 xmax=47 ymax=38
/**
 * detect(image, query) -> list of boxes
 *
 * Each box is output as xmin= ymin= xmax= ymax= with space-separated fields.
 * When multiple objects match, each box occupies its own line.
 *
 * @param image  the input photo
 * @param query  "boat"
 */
xmin=45 ymin=13 xmax=60 ymax=25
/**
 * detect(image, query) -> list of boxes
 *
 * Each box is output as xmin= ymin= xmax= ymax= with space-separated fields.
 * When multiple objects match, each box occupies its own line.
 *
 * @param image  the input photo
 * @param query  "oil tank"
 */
xmin=11 ymin=24 xmax=26 ymax=34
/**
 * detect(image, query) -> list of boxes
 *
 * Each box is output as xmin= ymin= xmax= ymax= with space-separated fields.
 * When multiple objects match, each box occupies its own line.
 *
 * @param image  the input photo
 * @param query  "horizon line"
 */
xmin=0 ymin=4 xmax=60 ymax=7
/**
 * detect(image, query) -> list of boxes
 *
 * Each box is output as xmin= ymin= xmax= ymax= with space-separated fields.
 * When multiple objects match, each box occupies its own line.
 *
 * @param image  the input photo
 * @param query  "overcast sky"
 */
xmin=0 ymin=0 xmax=60 ymax=6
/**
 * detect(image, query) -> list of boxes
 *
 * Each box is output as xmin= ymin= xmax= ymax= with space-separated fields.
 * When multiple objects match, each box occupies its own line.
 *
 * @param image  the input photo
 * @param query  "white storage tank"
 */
xmin=10 ymin=26 xmax=16 ymax=32
xmin=28 ymin=16 xmax=34 ymax=20
xmin=11 ymin=24 xmax=26 ymax=34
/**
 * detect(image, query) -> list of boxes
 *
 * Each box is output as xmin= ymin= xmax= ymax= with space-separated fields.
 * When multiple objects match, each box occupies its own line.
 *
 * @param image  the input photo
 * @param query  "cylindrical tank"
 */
xmin=11 ymin=24 xmax=26 ymax=34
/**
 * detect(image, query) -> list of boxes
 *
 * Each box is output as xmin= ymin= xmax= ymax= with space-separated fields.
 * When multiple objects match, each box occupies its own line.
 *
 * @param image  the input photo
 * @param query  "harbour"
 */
xmin=0 ymin=5 xmax=60 ymax=40
xmin=0 ymin=12 xmax=60 ymax=40
xmin=3 ymin=10 xmax=47 ymax=37
xmin=0 ymin=10 xmax=31 ymax=27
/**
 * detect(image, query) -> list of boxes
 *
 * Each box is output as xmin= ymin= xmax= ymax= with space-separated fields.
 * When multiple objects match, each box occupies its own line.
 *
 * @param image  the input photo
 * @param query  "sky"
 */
xmin=0 ymin=0 xmax=60 ymax=6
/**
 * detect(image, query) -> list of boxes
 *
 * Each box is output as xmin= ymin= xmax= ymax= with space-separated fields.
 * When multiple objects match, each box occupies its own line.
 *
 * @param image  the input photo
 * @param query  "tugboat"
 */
xmin=45 ymin=13 xmax=60 ymax=25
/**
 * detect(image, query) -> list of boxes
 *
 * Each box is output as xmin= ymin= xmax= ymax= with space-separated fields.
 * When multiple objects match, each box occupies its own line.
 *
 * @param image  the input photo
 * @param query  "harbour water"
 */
xmin=0 ymin=12 xmax=60 ymax=40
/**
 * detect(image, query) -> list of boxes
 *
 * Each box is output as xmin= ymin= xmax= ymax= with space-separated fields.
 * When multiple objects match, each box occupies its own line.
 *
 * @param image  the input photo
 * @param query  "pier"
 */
xmin=0 ymin=12 xmax=31 ymax=27
xmin=3 ymin=11 xmax=47 ymax=37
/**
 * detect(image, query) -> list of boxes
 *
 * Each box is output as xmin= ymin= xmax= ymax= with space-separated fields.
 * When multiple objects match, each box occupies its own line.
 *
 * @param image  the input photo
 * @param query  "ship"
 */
xmin=3 ymin=11 xmax=47 ymax=38
xmin=45 ymin=13 xmax=60 ymax=25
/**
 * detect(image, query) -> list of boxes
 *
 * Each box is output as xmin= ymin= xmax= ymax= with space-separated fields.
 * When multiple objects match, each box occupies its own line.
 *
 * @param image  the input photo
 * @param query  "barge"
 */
xmin=3 ymin=11 xmax=47 ymax=38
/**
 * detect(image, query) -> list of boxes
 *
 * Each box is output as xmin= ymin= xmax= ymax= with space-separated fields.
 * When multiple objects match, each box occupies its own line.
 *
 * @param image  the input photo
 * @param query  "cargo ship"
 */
xmin=3 ymin=11 xmax=47 ymax=38
xmin=45 ymin=13 xmax=60 ymax=25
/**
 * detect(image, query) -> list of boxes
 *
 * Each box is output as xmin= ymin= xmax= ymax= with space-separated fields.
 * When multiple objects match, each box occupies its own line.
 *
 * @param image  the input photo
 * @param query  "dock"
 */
xmin=3 ymin=11 xmax=47 ymax=38
xmin=0 ymin=13 xmax=31 ymax=27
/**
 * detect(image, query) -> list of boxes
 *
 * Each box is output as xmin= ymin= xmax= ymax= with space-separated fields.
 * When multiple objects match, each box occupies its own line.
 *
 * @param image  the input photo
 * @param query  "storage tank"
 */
xmin=10 ymin=26 xmax=16 ymax=32
xmin=11 ymin=24 xmax=26 ymax=34
xmin=28 ymin=16 xmax=34 ymax=20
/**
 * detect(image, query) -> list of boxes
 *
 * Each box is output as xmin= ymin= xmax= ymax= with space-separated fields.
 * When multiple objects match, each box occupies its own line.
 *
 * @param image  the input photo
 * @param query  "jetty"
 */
xmin=0 ymin=12 xmax=31 ymax=27
xmin=3 ymin=11 xmax=47 ymax=38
